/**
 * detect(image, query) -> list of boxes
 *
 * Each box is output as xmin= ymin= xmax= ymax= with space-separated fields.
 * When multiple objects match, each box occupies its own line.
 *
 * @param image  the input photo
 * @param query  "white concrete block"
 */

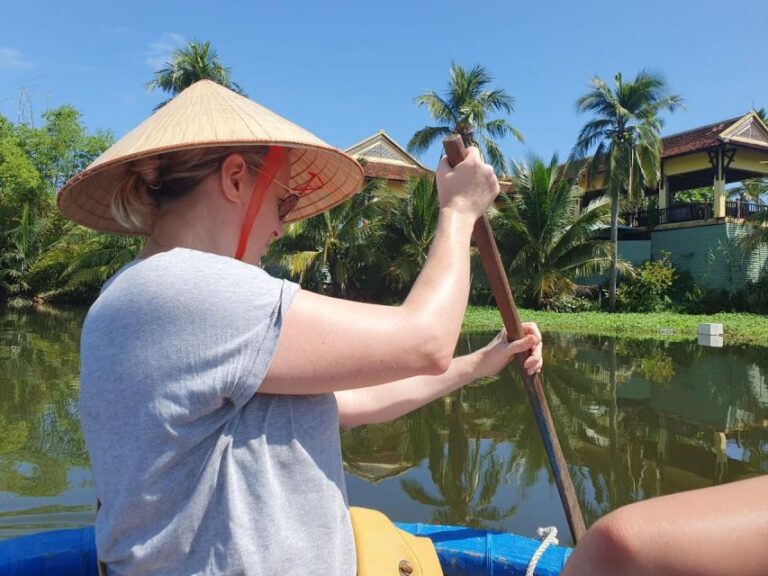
xmin=698 ymin=323 xmax=723 ymax=336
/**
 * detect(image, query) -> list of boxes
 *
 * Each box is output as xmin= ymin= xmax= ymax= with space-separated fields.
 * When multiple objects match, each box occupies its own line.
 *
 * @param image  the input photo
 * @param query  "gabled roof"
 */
xmin=719 ymin=111 xmax=768 ymax=149
xmin=345 ymin=131 xmax=430 ymax=182
xmin=346 ymin=130 xmax=428 ymax=169
xmin=661 ymin=111 xmax=768 ymax=158
xmin=661 ymin=116 xmax=743 ymax=158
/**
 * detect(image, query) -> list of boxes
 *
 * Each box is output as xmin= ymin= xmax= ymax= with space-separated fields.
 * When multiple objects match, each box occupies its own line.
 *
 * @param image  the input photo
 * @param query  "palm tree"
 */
xmin=408 ymin=63 xmax=523 ymax=174
xmin=378 ymin=174 xmax=440 ymax=298
xmin=572 ymin=71 xmax=682 ymax=311
xmin=57 ymin=227 xmax=144 ymax=291
xmin=733 ymin=178 xmax=768 ymax=205
xmin=492 ymin=154 xmax=624 ymax=308
xmin=30 ymin=223 xmax=144 ymax=301
xmin=0 ymin=203 xmax=49 ymax=299
xmin=264 ymin=179 xmax=389 ymax=299
xmin=146 ymin=40 xmax=244 ymax=108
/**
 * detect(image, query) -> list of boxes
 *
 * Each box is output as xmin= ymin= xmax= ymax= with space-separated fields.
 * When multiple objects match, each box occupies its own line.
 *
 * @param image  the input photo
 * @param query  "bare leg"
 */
xmin=561 ymin=475 xmax=768 ymax=576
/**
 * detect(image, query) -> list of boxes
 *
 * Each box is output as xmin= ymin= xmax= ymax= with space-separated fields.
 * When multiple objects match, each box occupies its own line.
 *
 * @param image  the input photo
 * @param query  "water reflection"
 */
xmin=1 ymin=308 xmax=766 ymax=545
xmin=0 ymin=306 xmax=92 ymax=538
xmin=559 ymin=335 xmax=766 ymax=532
xmin=344 ymin=333 xmax=768 ymax=544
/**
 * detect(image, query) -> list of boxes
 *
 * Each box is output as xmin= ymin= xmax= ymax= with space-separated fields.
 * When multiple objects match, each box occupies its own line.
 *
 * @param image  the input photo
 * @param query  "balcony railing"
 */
xmin=621 ymin=201 xmax=766 ymax=228
xmin=659 ymin=203 xmax=713 ymax=225
xmin=725 ymin=201 xmax=768 ymax=219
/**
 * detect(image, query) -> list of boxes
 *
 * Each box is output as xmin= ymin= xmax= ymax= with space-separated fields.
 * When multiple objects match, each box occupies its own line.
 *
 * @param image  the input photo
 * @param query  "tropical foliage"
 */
xmin=378 ymin=175 xmax=440 ymax=300
xmin=31 ymin=224 xmax=144 ymax=302
xmin=674 ymin=186 xmax=713 ymax=205
xmin=1 ymin=39 xmax=249 ymax=305
xmin=3 ymin=52 xmax=761 ymax=315
xmin=146 ymin=40 xmax=245 ymax=108
xmin=265 ymin=174 xmax=446 ymax=304
xmin=263 ymin=179 xmax=390 ymax=299
xmin=492 ymin=154 xmax=620 ymax=307
xmin=572 ymin=71 xmax=683 ymax=311
xmin=408 ymin=63 xmax=523 ymax=174
xmin=739 ymin=210 xmax=768 ymax=255
xmin=733 ymin=178 xmax=768 ymax=204
xmin=0 ymin=107 xmax=113 ymax=303
xmin=616 ymin=253 xmax=677 ymax=312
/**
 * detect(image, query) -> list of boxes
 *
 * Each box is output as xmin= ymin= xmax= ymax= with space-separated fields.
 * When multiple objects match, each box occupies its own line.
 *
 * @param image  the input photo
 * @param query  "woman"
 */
xmin=59 ymin=80 xmax=542 ymax=575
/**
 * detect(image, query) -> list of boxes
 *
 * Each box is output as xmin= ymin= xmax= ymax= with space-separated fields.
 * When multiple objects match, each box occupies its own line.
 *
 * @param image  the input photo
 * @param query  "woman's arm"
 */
xmin=335 ymin=325 xmax=543 ymax=428
xmin=560 ymin=475 xmax=768 ymax=576
xmin=261 ymin=148 xmax=499 ymax=395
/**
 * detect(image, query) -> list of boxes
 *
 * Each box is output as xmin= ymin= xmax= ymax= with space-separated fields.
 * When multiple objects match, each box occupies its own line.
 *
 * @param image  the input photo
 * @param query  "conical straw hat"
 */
xmin=57 ymin=80 xmax=364 ymax=234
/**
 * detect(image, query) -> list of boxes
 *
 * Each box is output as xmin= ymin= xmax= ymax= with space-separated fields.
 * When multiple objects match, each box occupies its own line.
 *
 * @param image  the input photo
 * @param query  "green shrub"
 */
xmin=680 ymin=286 xmax=725 ymax=313
xmin=744 ymin=274 xmax=768 ymax=314
xmin=617 ymin=253 xmax=676 ymax=312
xmin=675 ymin=271 xmax=768 ymax=315
xmin=544 ymin=293 xmax=601 ymax=312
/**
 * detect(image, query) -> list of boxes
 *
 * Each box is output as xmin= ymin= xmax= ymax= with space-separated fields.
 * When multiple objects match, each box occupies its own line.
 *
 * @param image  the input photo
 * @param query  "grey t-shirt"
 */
xmin=79 ymin=248 xmax=355 ymax=575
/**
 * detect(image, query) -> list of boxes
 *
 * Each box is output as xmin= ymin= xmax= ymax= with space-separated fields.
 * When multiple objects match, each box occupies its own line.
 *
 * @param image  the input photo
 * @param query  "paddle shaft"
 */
xmin=443 ymin=135 xmax=587 ymax=543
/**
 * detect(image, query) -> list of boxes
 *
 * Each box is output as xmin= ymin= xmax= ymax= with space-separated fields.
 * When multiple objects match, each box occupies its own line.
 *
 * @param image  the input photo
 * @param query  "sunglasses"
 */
xmin=246 ymin=162 xmax=301 ymax=222
xmin=278 ymin=194 xmax=300 ymax=221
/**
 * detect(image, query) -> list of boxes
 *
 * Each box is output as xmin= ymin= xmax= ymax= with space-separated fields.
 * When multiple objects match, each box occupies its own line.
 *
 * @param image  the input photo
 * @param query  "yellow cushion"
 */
xmin=349 ymin=507 xmax=443 ymax=576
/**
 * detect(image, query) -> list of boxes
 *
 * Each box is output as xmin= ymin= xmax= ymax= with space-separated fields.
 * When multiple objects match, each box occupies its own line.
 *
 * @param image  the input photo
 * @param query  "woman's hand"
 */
xmin=435 ymin=146 xmax=499 ymax=220
xmin=473 ymin=323 xmax=543 ymax=379
xmin=335 ymin=322 xmax=544 ymax=428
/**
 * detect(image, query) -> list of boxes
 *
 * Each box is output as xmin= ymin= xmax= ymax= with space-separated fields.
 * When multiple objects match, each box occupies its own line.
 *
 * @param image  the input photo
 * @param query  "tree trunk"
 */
xmin=627 ymin=142 xmax=634 ymax=203
xmin=607 ymin=338 xmax=619 ymax=509
xmin=608 ymin=188 xmax=620 ymax=312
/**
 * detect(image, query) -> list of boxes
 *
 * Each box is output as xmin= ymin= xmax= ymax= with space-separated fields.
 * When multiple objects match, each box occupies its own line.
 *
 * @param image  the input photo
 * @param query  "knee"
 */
xmin=588 ymin=510 xmax=638 ymax=568
xmin=563 ymin=508 xmax=640 ymax=576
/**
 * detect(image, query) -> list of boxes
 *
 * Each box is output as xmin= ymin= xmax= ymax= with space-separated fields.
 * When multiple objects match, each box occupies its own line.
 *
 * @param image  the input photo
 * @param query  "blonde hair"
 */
xmin=111 ymin=146 xmax=268 ymax=231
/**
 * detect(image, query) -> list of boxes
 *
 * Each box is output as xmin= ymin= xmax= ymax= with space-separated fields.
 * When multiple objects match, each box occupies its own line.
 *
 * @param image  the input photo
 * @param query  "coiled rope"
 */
xmin=525 ymin=526 xmax=559 ymax=576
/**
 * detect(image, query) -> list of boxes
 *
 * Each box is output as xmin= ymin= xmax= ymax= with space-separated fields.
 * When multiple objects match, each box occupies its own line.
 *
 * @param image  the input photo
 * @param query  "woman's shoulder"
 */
xmin=95 ymin=248 xmax=295 ymax=309
xmin=168 ymin=248 xmax=289 ymax=288
xmin=107 ymin=248 xmax=275 ymax=285
xmin=85 ymin=248 xmax=299 ymax=337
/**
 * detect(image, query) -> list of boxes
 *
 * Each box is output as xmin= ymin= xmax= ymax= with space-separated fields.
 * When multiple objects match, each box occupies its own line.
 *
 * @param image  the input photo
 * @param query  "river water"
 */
xmin=1 ymin=305 xmax=766 ymax=545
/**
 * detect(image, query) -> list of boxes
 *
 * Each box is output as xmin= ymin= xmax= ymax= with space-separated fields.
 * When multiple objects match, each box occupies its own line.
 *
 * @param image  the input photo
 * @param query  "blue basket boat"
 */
xmin=0 ymin=524 xmax=572 ymax=575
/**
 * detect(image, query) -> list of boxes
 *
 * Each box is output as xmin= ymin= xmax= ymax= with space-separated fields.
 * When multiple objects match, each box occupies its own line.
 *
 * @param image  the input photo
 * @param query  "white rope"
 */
xmin=525 ymin=526 xmax=559 ymax=576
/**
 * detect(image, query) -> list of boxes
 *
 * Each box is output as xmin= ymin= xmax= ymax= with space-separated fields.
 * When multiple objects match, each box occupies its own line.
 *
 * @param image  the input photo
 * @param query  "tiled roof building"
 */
xmin=345 ymin=131 xmax=430 ymax=196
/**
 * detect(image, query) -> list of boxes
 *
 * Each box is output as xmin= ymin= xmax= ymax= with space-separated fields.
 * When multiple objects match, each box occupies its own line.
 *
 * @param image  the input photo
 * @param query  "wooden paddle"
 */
xmin=443 ymin=134 xmax=587 ymax=543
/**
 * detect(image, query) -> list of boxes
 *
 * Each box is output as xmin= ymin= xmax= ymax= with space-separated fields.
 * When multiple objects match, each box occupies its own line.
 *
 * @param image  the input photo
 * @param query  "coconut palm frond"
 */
xmin=415 ymin=92 xmax=460 ymax=126
xmin=407 ymin=126 xmax=453 ymax=156
xmin=410 ymin=63 xmax=522 ymax=166
xmin=481 ymin=136 xmax=508 ymax=175
xmin=494 ymin=153 xmax=619 ymax=307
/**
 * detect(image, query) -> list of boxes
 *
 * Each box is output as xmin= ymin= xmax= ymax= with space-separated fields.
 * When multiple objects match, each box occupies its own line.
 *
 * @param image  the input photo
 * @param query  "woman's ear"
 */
xmin=220 ymin=153 xmax=249 ymax=204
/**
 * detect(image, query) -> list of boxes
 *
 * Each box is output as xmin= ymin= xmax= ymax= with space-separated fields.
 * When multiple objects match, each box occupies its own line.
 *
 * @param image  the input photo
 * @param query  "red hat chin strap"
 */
xmin=234 ymin=147 xmax=287 ymax=261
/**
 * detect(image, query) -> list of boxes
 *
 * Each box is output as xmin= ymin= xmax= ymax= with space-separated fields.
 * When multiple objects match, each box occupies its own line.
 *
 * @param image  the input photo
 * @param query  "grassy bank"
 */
xmin=463 ymin=306 xmax=768 ymax=347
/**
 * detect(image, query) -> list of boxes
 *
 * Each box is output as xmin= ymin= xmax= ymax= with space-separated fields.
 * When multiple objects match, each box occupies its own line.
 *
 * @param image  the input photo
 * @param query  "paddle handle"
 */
xmin=443 ymin=134 xmax=587 ymax=543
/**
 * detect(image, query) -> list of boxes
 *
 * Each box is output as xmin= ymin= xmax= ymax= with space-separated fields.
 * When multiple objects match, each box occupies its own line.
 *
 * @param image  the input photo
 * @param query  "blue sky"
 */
xmin=1 ymin=0 xmax=766 ymax=170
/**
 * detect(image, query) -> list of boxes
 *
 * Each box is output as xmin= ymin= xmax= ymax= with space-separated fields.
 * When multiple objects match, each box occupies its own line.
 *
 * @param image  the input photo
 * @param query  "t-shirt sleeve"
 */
xmin=229 ymin=271 xmax=300 ymax=408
